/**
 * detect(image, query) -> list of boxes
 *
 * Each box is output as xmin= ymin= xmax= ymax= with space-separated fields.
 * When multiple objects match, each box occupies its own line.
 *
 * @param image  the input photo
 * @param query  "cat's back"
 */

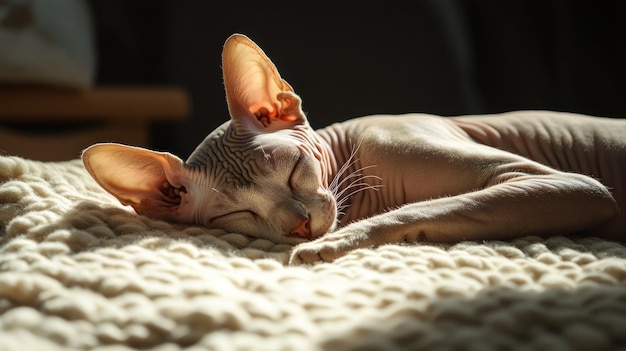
xmin=319 ymin=111 xmax=626 ymax=173
xmin=319 ymin=110 xmax=626 ymax=193
xmin=451 ymin=111 xmax=626 ymax=174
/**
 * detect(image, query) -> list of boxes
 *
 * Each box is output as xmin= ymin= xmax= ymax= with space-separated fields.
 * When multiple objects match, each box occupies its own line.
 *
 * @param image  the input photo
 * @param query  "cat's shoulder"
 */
xmin=322 ymin=113 xmax=465 ymax=142
xmin=330 ymin=113 xmax=453 ymax=131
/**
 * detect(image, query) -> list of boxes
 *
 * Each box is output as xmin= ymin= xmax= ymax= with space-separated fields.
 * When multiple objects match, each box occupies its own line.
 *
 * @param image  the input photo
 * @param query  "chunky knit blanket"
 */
xmin=1 ymin=155 xmax=625 ymax=350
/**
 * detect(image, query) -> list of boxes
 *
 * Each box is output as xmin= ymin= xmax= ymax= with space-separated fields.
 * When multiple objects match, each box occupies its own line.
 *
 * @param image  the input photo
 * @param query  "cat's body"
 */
xmin=319 ymin=112 xmax=625 ymax=234
xmin=83 ymin=34 xmax=624 ymax=264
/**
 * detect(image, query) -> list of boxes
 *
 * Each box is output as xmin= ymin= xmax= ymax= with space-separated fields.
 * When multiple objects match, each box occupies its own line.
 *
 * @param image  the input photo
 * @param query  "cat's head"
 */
xmin=82 ymin=34 xmax=337 ymax=244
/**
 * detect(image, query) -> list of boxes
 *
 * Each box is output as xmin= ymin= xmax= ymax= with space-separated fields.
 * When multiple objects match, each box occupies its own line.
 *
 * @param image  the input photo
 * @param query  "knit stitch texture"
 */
xmin=1 ymin=156 xmax=625 ymax=350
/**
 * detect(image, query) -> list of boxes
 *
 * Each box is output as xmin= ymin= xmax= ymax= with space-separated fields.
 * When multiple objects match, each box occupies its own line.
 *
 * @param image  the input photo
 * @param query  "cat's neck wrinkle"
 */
xmin=310 ymin=129 xmax=337 ymax=189
xmin=316 ymin=125 xmax=355 ymax=182
xmin=317 ymin=124 xmax=372 ymax=223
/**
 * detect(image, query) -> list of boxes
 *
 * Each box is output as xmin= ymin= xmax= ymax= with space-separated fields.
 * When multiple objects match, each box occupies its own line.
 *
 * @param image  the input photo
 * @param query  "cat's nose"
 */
xmin=289 ymin=216 xmax=311 ymax=239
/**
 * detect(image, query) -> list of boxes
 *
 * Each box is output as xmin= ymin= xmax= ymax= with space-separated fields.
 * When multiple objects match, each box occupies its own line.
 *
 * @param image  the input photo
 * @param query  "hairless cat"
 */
xmin=83 ymin=34 xmax=625 ymax=264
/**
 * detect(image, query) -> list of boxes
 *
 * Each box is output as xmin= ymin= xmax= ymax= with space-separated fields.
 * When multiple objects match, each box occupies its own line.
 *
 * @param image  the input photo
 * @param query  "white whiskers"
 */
xmin=328 ymin=142 xmax=383 ymax=218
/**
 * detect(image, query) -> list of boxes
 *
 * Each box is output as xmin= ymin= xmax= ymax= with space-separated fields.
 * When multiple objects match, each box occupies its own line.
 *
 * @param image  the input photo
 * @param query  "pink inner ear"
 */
xmin=251 ymin=103 xmax=278 ymax=127
xmin=252 ymin=105 xmax=298 ymax=127
xmin=251 ymin=91 xmax=303 ymax=127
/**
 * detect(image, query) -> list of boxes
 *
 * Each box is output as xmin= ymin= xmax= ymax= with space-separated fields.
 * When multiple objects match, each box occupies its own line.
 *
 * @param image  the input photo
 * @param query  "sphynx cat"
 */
xmin=83 ymin=34 xmax=625 ymax=264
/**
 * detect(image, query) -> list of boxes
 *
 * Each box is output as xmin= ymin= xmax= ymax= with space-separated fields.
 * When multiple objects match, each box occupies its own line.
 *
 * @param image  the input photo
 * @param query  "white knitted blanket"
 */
xmin=1 ymin=156 xmax=625 ymax=351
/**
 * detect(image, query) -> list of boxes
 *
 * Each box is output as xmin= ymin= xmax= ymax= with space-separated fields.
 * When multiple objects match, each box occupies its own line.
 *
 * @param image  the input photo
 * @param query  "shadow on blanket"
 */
xmin=323 ymin=282 xmax=626 ymax=350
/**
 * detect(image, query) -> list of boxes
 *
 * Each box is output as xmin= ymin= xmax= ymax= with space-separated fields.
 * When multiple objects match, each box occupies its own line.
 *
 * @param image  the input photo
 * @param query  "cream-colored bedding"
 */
xmin=1 ymin=155 xmax=625 ymax=350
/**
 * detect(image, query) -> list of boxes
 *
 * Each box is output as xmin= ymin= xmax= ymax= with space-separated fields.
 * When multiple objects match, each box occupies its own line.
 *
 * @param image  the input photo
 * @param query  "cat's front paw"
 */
xmin=288 ymin=229 xmax=371 ymax=265
xmin=288 ymin=240 xmax=341 ymax=265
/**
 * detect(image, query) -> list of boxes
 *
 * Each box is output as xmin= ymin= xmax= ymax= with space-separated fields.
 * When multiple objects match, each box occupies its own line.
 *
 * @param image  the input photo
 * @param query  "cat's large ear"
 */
xmin=82 ymin=143 xmax=193 ymax=222
xmin=222 ymin=34 xmax=306 ymax=132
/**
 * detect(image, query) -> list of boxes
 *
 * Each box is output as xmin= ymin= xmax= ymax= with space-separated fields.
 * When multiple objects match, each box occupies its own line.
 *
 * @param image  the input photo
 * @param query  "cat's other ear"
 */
xmin=222 ymin=33 xmax=307 ymax=132
xmin=82 ymin=143 xmax=193 ymax=222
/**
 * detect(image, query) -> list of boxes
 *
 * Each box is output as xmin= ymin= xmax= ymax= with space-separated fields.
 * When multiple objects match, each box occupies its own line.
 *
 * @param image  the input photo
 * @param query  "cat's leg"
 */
xmin=289 ymin=217 xmax=402 ymax=264
xmin=289 ymin=172 xmax=618 ymax=265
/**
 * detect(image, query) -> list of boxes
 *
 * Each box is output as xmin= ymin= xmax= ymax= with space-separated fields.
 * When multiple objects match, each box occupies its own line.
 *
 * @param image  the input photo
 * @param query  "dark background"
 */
xmin=90 ymin=0 xmax=626 ymax=158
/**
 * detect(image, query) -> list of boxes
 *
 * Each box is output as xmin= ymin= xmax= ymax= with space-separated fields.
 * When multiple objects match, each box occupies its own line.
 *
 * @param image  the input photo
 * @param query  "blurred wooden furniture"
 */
xmin=0 ymin=86 xmax=189 ymax=161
